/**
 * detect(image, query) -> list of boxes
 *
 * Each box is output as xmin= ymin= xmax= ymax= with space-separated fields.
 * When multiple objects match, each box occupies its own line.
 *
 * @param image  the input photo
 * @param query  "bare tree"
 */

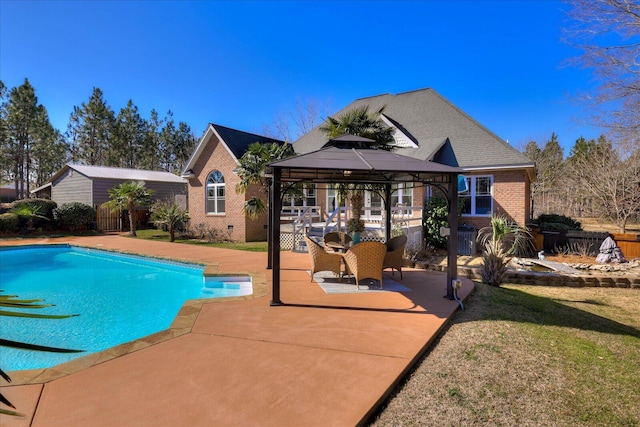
xmin=262 ymin=97 xmax=331 ymax=142
xmin=566 ymin=135 xmax=640 ymax=232
xmin=564 ymin=0 xmax=640 ymax=150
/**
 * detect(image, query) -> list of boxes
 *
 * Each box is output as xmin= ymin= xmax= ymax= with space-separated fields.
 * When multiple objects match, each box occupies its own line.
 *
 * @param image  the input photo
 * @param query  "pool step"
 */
xmin=201 ymin=276 xmax=253 ymax=297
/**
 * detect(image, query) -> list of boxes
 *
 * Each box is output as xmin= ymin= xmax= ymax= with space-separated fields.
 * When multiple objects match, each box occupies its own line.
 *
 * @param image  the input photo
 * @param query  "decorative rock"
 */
xmin=433 ymin=259 xmax=640 ymax=288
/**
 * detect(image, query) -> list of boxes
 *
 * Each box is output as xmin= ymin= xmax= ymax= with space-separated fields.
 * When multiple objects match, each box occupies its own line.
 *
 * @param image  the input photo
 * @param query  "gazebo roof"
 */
xmin=267 ymin=136 xmax=462 ymax=184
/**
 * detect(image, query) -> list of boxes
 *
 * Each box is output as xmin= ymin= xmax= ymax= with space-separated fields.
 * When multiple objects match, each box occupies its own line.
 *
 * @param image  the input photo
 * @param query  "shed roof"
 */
xmin=31 ymin=164 xmax=186 ymax=195
xmin=40 ymin=164 xmax=186 ymax=187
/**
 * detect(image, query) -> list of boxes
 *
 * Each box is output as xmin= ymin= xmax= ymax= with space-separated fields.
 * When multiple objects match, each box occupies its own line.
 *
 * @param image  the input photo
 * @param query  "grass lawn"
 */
xmin=134 ymin=229 xmax=269 ymax=251
xmin=370 ymin=283 xmax=640 ymax=427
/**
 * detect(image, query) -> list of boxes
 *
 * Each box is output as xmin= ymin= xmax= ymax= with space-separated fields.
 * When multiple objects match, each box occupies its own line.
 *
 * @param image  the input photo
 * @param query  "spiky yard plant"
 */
xmin=478 ymin=215 xmax=531 ymax=286
xmin=480 ymin=240 xmax=510 ymax=285
xmin=150 ymin=201 xmax=189 ymax=242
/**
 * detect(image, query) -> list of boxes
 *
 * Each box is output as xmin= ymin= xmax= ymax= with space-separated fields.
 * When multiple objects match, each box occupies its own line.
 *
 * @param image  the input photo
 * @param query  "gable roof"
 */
xmin=68 ymin=164 xmax=186 ymax=182
xmin=182 ymin=123 xmax=287 ymax=176
xmin=293 ymin=88 xmax=534 ymax=171
xmin=31 ymin=164 xmax=186 ymax=194
xmin=56 ymin=164 xmax=185 ymax=184
xmin=268 ymin=144 xmax=462 ymax=184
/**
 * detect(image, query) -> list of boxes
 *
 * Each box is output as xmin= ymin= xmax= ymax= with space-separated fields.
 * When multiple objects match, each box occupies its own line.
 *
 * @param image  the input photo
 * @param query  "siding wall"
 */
xmin=51 ymin=169 xmax=186 ymax=208
xmin=51 ymin=168 xmax=93 ymax=205
xmin=92 ymin=179 xmax=186 ymax=206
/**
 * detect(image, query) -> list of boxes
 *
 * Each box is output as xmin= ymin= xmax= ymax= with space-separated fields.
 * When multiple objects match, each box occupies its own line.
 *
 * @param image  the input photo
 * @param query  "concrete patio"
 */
xmin=0 ymin=235 xmax=473 ymax=427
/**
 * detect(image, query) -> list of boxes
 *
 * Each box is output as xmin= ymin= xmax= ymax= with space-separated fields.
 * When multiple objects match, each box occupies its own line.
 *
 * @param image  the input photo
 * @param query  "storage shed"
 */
xmin=31 ymin=164 xmax=187 ymax=230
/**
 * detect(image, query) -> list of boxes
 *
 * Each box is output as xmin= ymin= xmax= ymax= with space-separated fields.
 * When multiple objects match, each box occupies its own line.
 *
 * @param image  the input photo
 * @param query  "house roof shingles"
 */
xmin=181 ymin=124 xmax=287 ymax=176
xmin=293 ymin=88 xmax=534 ymax=170
xmin=210 ymin=124 xmax=285 ymax=159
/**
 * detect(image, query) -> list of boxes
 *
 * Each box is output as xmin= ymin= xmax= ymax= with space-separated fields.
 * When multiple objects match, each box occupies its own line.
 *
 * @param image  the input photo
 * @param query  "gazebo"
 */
xmin=266 ymin=135 xmax=463 ymax=305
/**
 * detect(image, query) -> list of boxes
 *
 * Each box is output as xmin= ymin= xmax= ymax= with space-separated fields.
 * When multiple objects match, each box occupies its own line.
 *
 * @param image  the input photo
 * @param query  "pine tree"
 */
xmin=159 ymin=110 xmax=176 ymax=172
xmin=111 ymin=99 xmax=146 ymax=168
xmin=2 ymin=79 xmax=66 ymax=198
xmin=68 ymin=87 xmax=115 ymax=166
xmin=173 ymin=121 xmax=196 ymax=174
xmin=31 ymin=115 xmax=68 ymax=187
xmin=142 ymin=109 xmax=162 ymax=170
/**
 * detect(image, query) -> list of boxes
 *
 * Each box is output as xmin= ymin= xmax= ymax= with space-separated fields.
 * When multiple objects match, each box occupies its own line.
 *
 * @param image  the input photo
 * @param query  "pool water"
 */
xmin=0 ymin=245 xmax=251 ymax=372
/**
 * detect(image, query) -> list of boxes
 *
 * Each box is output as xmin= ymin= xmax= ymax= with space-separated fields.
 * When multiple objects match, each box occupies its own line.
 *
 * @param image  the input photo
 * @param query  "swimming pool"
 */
xmin=0 ymin=244 xmax=252 ymax=372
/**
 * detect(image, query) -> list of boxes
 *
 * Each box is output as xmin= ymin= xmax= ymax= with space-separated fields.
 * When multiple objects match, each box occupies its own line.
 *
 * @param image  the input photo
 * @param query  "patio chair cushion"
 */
xmin=342 ymin=241 xmax=387 ymax=289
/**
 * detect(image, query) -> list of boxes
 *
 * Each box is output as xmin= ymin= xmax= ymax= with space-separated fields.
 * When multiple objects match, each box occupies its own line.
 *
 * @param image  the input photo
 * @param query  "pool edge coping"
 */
xmin=1 ymin=242 xmax=268 ymax=386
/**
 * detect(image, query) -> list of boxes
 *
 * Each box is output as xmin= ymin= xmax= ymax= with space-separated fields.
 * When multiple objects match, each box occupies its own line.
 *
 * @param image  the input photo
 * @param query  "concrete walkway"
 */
xmin=0 ymin=235 xmax=473 ymax=427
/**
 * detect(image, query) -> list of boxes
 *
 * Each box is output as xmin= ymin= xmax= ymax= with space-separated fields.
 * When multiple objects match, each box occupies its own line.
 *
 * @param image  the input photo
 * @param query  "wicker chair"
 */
xmin=383 ymin=234 xmax=407 ymax=279
xmin=304 ymin=236 xmax=343 ymax=282
xmin=342 ymin=241 xmax=387 ymax=289
xmin=323 ymin=231 xmax=353 ymax=252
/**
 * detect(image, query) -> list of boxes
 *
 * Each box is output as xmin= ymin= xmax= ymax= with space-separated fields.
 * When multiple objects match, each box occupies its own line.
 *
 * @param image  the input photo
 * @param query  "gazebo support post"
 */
xmin=446 ymin=173 xmax=458 ymax=299
xmin=384 ymin=184 xmax=392 ymax=242
xmin=267 ymin=179 xmax=273 ymax=270
xmin=270 ymin=169 xmax=283 ymax=306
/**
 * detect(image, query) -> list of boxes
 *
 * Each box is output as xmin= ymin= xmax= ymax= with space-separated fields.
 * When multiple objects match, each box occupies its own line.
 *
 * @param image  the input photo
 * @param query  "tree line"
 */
xmin=525 ymin=132 xmax=640 ymax=233
xmin=0 ymin=79 xmax=197 ymax=199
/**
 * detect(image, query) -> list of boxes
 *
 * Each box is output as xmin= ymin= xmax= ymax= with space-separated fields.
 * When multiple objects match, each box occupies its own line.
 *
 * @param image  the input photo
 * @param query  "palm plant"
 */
xmin=318 ymin=105 xmax=395 ymax=150
xmin=103 ymin=181 xmax=155 ymax=237
xmin=150 ymin=201 xmax=189 ymax=242
xmin=1 ymin=293 xmax=81 ymax=417
xmin=235 ymin=142 xmax=295 ymax=219
xmin=345 ymin=188 xmax=365 ymax=234
xmin=477 ymin=215 xmax=532 ymax=286
xmin=10 ymin=204 xmax=49 ymax=230
xmin=319 ymin=105 xmax=395 ymax=235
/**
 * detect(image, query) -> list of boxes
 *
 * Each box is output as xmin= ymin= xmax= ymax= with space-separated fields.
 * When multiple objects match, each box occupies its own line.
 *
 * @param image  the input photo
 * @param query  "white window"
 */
xmin=206 ymin=170 xmax=225 ymax=214
xmin=390 ymin=183 xmax=413 ymax=208
xmin=283 ymin=183 xmax=316 ymax=207
xmin=326 ymin=185 xmax=346 ymax=213
xmin=460 ymin=175 xmax=493 ymax=216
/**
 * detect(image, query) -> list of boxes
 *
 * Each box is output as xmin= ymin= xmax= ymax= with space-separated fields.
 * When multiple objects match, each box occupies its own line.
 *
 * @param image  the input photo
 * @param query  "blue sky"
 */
xmin=1 ymin=0 xmax=603 ymax=154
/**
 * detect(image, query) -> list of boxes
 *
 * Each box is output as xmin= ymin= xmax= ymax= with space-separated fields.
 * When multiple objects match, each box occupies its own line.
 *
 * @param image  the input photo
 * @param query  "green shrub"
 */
xmin=423 ymin=197 xmax=449 ymax=249
xmin=0 ymin=212 xmax=18 ymax=233
xmin=54 ymin=203 xmax=96 ymax=231
xmin=534 ymin=214 xmax=581 ymax=232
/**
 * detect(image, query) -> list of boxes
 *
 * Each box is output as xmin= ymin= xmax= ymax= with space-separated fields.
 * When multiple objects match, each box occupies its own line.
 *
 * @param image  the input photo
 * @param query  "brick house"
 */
xmin=293 ymin=88 xmax=536 ymax=231
xmin=181 ymin=124 xmax=287 ymax=242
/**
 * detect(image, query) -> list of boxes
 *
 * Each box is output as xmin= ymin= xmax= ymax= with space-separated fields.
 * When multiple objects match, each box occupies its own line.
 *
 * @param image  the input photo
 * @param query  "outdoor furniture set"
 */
xmin=305 ymin=233 xmax=407 ymax=289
